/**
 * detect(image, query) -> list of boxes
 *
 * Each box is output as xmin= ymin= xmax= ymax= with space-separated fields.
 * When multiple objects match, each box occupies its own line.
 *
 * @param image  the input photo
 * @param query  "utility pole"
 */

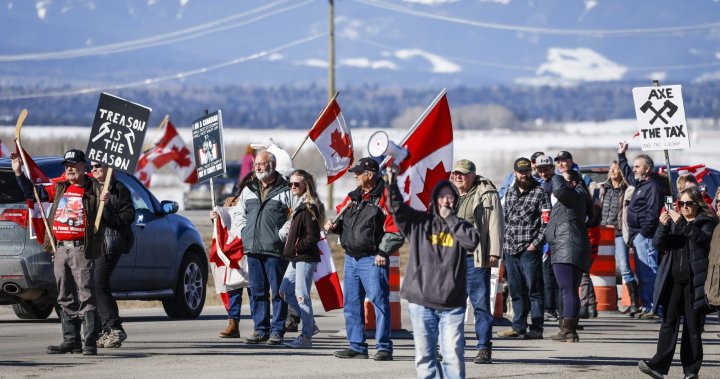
xmin=327 ymin=0 xmax=336 ymax=210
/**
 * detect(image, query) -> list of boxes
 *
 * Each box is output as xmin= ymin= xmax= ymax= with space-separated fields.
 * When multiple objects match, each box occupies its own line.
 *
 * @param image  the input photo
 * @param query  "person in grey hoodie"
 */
xmin=387 ymin=176 xmax=481 ymax=379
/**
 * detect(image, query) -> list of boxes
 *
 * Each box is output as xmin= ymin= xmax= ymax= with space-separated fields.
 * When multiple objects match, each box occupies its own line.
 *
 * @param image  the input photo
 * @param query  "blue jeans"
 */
xmin=280 ymin=261 xmax=318 ymax=337
xmin=227 ymin=288 xmax=243 ymax=322
xmin=504 ymin=250 xmax=544 ymax=333
xmin=633 ymin=234 xmax=658 ymax=312
xmin=343 ymin=255 xmax=392 ymax=354
xmin=247 ymin=255 xmax=288 ymax=336
xmin=465 ymin=257 xmax=493 ymax=351
xmin=615 ymin=236 xmax=635 ymax=284
xmin=408 ymin=303 xmax=465 ymax=379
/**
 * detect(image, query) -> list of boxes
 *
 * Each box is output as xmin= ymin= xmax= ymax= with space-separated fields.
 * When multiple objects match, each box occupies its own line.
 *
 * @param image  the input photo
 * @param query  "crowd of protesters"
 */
xmin=14 ymin=141 xmax=720 ymax=379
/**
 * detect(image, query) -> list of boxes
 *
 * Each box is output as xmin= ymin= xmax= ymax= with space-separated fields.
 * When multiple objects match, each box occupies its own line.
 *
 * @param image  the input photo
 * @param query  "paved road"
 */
xmin=2 ymin=305 xmax=720 ymax=378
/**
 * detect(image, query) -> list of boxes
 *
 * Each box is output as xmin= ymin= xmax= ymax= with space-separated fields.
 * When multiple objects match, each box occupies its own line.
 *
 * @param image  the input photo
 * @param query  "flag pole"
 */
xmin=291 ymin=91 xmax=340 ymax=161
xmin=14 ymin=110 xmax=56 ymax=253
xmin=94 ymin=168 xmax=112 ymax=233
xmin=380 ymin=88 xmax=447 ymax=169
xmin=652 ymin=80 xmax=675 ymax=199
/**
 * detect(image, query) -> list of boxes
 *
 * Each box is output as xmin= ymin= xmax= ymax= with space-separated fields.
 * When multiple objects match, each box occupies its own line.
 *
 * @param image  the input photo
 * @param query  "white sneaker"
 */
xmin=96 ymin=331 xmax=110 ymax=348
xmin=312 ymin=323 xmax=320 ymax=336
xmin=285 ymin=335 xmax=312 ymax=349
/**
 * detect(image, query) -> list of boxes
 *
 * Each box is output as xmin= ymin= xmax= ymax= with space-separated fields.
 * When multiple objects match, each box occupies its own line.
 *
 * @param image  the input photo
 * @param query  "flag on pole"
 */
xmin=675 ymin=164 xmax=709 ymax=182
xmin=209 ymin=206 xmax=246 ymax=297
xmin=14 ymin=140 xmax=52 ymax=243
xmin=135 ymin=120 xmax=197 ymax=187
xmin=395 ymin=90 xmax=454 ymax=211
xmin=0 ymin=138 xmax=10 ymax=158
xmin=313 ymin=232 xmax=344 ymax=311
xmin=307 ymin=98 xmax=353 ymax=184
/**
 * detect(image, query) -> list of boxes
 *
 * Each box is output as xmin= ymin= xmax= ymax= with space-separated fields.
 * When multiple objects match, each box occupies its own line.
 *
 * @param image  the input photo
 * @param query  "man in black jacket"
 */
xmin=90 ymin=163 xmax=135 ymax=349
xmin=325 ymin=158 xmax=404 ymax=361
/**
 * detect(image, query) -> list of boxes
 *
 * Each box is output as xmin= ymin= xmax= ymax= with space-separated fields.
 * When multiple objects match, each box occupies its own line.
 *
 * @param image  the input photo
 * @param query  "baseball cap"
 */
xmin=530 ymin=151 xmax=545 ymax=162
xmin=348 ymin=157 xmax=379 ymax=173
xmin=63 ymin=149 xmax=87 ymax=165
xmin=452 ymin=159 xmax=476 ymax=174
xmin=554 ymin=151 xmax=573 ymax=162
xmin=514 ymin=157 xmax=532 ymax=171
xmin=534 ymin=155 xmax=554 ymax=168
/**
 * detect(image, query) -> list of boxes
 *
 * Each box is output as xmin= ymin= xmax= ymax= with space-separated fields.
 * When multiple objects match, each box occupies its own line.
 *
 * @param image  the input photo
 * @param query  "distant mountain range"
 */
xmin=1 ymin=0 xmax=719 ymax=90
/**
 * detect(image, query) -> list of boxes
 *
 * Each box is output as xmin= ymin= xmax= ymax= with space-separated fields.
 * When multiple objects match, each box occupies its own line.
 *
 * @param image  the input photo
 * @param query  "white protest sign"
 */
xmin=632 ymin=85 xmax=689 ymax=151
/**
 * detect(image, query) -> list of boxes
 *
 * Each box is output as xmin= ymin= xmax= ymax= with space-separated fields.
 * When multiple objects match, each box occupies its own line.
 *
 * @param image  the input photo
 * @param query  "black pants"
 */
xmin=94 ymin=253 xmax=122 ymax=331
xmin=553 ymin=263 xmax=581 ymax=319
xmin=648 ymin=280 xmax=704 ymax=375
xmin=542 ymin=256 xmax=558 ymax=312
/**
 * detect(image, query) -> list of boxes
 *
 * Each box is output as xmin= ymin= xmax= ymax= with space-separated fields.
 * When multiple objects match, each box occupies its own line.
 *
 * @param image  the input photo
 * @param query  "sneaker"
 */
xmin=96 ymin=331 xmax=110 ymax=349
xmin=524 ymin=330 xmax=543 ymax=340
xmin=334 ymin=348 xmax=368 ymax=359
xmin=312 ymin=323 xmax=320 ymax=336
xmin=544 ymin=311 xmax=558 ymax=322
xmin=373 ymin=350 xmax=393 ymax=361
xmin=267 ymin=333 xmax=283 ymax=345
xmin=638 ymin=360 xmax=664 ymax=379
xmin=285 ymin=335 xmax=312 ymax=349
xmin=285 ymin=314 xmax=300 ymax=333
xmin=496 ymin=328 xmax=523 ymax=338
xmin=245 ymin=331 xmax=269 ymax=344
xmin=104 ymin=329 xmax=125 ymax=348
xmin=474 ymin=349 xmax=491 ymax=364
xmin=113 ymin=328 xmax=127 ymax=343
xmin=639 ymin=312 xmax=658 ymax=320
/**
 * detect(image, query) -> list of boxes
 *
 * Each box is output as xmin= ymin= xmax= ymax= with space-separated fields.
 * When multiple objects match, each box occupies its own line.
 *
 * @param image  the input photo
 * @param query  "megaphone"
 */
xmin=367 ymin=131 xmax=408 ymax=163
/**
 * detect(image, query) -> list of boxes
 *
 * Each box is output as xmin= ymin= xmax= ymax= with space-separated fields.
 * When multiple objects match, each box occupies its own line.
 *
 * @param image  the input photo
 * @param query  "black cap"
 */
xmin=530 ymin=151 xmax=545 ymax=162
xmin=348 ymin=157 xmax=379 ymax=173
xmin=63 ymin=149 xmax=87 ymax=165
xmin=554 ymin=151 xmax=573 ymax=162
xmin=514 ymin=157 xmax=531 ymax=171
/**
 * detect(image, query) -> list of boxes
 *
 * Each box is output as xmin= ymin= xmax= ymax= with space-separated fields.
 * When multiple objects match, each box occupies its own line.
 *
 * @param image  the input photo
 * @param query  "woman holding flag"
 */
xmin=280 ymin=169 xmax=323 ymax=348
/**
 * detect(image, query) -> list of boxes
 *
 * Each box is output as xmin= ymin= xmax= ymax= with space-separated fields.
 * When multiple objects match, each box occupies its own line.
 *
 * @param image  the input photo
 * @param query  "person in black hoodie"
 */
xmin=638 ymin=187 xmax=716 ymax=379
xmin=388 ymin=175 xmax=481 ymax=379
xmin=90 ymin=163 xmax=135 ymax=349
xmin=280 ymin=170 xmax=323 ymax=349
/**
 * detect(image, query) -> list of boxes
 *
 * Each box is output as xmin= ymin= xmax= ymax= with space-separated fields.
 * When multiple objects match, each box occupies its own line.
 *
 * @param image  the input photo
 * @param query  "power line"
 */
xmin=0 ymin=0 xmax=316 ymax=62
xmin=0 ymin=33 xmax=326 ymax=101
xmin=352 ymin=0 xmax=720 ymax=37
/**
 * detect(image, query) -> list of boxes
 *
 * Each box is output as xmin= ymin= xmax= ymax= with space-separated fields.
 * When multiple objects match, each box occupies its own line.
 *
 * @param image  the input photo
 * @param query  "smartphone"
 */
xmin=664 ymin=196 xmax=674 ymax=212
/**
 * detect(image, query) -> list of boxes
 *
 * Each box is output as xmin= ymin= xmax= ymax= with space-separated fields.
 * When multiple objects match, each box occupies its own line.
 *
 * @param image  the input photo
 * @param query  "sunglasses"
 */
xmin=289 ymin=182 xmax=303 ymax=188
xmin=678 ymin=200 xmax=697 ymax=208
xmin=91 ymin=163 xmax=104 ymax=169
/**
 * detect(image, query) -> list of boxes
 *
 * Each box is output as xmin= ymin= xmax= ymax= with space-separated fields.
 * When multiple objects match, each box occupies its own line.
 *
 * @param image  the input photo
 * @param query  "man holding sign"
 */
xmin=12 ymin=149 xmax=106 ymax=355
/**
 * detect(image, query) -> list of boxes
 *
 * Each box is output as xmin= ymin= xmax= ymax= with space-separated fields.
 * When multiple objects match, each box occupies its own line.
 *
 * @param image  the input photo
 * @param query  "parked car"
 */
xmin=0 ymin=157 xmax=208 ymax=320
xmin=183 ymin=162 xmax=241 ymax=210
xmin=579 ymin=164 xmax=720 ymax=200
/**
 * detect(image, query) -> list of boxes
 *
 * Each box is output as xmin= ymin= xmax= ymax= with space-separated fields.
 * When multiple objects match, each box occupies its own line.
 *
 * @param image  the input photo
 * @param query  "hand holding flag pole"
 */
xmin=14 ymin=110 xmax=56 ymax=253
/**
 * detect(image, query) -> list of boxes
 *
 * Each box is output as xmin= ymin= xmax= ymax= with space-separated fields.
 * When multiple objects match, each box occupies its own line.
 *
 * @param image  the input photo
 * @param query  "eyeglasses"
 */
xmin=289 ymin=182 xmax=303 ymax=188
xmin=253 ymin=161 xmax=270 ymax=168
xmin=678 ymin=201 xmax=697 ymax=208
xmin=91 ymin=163 xmax=103 ymax=169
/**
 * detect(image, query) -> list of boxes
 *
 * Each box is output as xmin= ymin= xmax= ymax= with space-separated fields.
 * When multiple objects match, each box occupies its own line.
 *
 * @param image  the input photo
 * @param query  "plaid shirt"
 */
xmin=503 ymin=181 xmax=549 ymax=255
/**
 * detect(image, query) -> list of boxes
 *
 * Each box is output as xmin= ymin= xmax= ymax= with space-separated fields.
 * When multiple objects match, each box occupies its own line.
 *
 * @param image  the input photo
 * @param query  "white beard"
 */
xmin=256 ymin=170 xmax=271 ymax=181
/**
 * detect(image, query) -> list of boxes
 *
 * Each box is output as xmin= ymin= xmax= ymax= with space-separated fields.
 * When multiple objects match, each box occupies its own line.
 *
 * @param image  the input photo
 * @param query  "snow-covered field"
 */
xmin=4 ymin=118 xmax=719 ymax=209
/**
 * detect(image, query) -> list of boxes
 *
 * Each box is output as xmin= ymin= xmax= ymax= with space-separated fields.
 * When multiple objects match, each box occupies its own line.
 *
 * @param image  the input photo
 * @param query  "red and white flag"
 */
xmin=395 ymin=90 xmax=454 ymax=211
xmin=14 ymin=140 xmax=52 ymax=244
xmin=313 ymin=232 xmax=344 ymax=312
xmin=675 ymin=164 xmax=709 ymax=182
xmin=135 ymin=119 xmax=197 ymax=187
xmin=209 ymin=206 xmax=246 ymax=298
xmin=307 ymin=98 xmax=353 ymax=184
xmin=0 ymin=138 xmax=10 ymax=158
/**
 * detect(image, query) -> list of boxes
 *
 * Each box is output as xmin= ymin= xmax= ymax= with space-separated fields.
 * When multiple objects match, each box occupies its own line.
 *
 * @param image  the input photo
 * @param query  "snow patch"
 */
xmin=36 ymin=0 xmax=51 ymax=20
xmin=341 ymin=58 xmax=397 ymax=70
xmin=395 ymin=49 xmax=461 ymax=73
xmin=536 ymin=47 xmax=626 ymax=82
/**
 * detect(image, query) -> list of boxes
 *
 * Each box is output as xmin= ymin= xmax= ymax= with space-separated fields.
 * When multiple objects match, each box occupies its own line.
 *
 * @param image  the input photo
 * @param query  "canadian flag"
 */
xmin=135 ymin=119 xmax=197 ymax=187
xmin=14 ymin=140 xmax=52 ymax=244
xmin=395 ymin=90 xmax=454 ymax=211
xmin=314 ymin=232 xmax=344 ymax=311
xmin=208 ymin=206 xmax=246 ymax=296
xmin=675 ymin=164 xmax=709 ymax=182
xmin=0 ymin=138 xmax=10 ymax=158
xmin=307 ymin=98 xmax=353 ymax=184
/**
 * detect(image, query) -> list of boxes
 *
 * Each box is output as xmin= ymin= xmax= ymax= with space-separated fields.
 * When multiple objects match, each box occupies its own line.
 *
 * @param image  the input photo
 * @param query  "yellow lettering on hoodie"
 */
xmin=430 ymin=232 xmax=454 ymax=247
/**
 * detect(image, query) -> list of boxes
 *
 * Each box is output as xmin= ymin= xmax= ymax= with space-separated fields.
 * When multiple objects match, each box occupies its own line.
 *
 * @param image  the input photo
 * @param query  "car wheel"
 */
xmin=162 ymin=252 xmax=206 ymax=319
xmin=12 ymin=300 xmax=55 ymax=320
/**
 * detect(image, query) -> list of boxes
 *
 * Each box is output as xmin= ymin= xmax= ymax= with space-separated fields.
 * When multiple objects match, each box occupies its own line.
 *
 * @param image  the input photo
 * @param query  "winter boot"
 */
xmin=219 ymin=319 xmax=240 ymax=338
xmin=626 ymin=281 xmax=641 ymax=317
xmin=549 ymin=318 xmax=579 ymax=343
xmin=81 ymin=310 xmax=99 ymax=355
xmin=47 ymin=312 xmax=82 ymax=354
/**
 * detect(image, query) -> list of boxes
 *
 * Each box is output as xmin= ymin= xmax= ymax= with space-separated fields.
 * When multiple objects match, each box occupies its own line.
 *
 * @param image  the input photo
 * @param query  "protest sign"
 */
xmin=632 ymin=85 xmax=688 ymax=151
xmin=192 ymin=110 xmax=226 ymax=183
